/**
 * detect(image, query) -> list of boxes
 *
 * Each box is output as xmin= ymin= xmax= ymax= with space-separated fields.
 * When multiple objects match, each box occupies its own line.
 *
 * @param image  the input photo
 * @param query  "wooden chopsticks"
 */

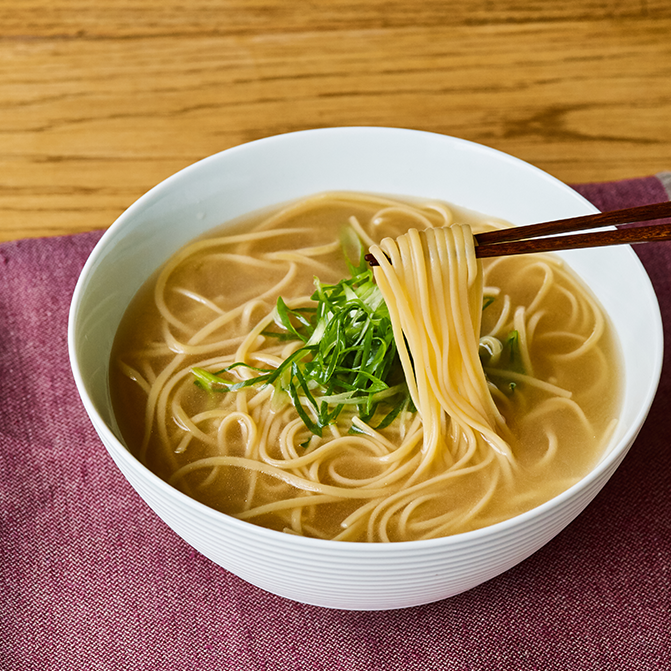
xmin=364 ymin=201 xmax=671 ymax=265
xmin=474 ymin=201 xmax=671 ymax=258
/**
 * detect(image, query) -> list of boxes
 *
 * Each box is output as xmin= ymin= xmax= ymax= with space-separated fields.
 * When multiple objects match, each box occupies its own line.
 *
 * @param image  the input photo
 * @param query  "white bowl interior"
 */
xmin=69 ymin=128 xmax=663 ymax=609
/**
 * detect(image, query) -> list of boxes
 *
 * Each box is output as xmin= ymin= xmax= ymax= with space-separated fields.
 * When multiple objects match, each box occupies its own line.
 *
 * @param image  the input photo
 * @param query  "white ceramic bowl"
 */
xmin=68 ymin=127 xmax=663 ymax=610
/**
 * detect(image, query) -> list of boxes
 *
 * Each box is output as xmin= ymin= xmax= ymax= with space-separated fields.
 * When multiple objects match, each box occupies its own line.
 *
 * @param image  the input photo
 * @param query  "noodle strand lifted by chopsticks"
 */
xmin=370 ymin=226 xmax=515 ymax=470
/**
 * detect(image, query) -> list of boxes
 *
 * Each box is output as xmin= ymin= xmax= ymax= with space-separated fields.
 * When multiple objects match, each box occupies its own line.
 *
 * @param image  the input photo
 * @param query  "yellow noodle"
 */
xmin=111 ymin=192 xmax=621 ymax=542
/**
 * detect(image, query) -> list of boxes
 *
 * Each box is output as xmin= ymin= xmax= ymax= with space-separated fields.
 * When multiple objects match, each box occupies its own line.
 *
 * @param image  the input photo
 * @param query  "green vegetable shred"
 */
xmin=192 ymin=246 xmax=411 ymax=438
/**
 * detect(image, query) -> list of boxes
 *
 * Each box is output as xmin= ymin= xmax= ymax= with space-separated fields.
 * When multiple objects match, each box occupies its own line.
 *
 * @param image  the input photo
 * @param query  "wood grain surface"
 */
xmin=1 ymin=1 xmax=670 ymax=241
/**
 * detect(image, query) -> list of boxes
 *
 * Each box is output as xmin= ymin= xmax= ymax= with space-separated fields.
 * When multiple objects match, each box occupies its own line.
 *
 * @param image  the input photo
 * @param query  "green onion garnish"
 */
xmin=192 ymin=246 xmax=411 ymax=436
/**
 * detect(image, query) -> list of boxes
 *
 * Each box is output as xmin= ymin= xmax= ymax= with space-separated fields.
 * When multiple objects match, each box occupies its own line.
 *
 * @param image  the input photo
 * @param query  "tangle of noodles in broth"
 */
xmin=110 ymin=192 xmax=621 ymax=542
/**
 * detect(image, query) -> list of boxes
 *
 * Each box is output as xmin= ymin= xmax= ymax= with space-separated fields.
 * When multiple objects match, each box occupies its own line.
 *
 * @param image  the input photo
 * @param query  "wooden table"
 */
xmin=1 ymin=1 xmax=670 ymax=242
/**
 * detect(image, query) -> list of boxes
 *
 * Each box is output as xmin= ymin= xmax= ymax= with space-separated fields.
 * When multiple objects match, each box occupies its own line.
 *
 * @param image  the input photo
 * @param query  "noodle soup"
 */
xmin=111 ymin=192 xmax=621 ymax=542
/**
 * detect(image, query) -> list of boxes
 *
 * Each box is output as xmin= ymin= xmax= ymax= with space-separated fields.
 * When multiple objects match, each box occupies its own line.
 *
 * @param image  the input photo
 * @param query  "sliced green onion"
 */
xmin=192 ymin=241 xmax=413 ymax=436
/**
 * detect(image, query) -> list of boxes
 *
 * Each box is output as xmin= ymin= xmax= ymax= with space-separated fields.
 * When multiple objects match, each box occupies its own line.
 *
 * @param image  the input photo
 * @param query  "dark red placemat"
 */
xmin=1 ymin=175 xmax=669 ymax=671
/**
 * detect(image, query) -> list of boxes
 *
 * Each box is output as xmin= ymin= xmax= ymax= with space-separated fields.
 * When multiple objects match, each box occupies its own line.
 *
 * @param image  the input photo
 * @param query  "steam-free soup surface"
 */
xmin=111 ymin=192 xmax=621 ymax=542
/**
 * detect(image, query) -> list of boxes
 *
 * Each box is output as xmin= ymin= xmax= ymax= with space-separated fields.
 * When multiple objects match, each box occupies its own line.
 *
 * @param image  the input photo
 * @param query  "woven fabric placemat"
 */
xmin=1 ymin=175 xmax=670 ymax=671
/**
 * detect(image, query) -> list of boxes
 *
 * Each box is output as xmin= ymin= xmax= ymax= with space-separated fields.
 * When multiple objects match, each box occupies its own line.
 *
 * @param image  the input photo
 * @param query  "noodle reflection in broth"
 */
xmin=111 ymin=192 xmax=621 ymax=542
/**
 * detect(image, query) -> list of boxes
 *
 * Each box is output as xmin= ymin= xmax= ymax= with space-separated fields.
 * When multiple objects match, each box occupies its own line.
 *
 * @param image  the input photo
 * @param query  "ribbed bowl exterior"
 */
xmin=98 ymin=420 xmax=629 ymax=610
xmin=69 ymin=128 xmax=663 ymax=610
